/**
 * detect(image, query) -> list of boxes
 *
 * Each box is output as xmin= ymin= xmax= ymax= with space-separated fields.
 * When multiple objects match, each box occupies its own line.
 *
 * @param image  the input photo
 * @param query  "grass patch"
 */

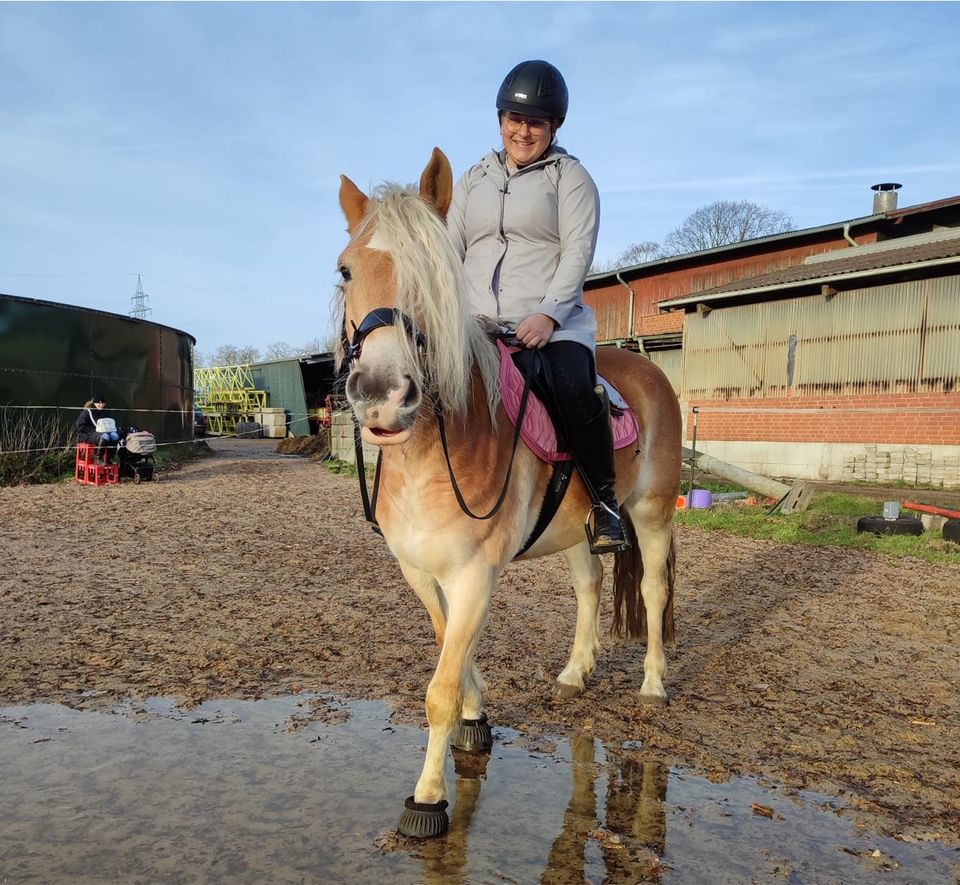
xmin=676 ymin=492 xmax=960 ymax=564
xmin=0 ymin=409 xmax=74 ymax=485
xmin=324 ymin=458 xmax=358 ymax=477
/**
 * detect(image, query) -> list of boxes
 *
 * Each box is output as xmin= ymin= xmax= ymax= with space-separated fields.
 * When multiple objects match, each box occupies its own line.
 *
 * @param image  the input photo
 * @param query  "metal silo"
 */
xmin=0 ymin=292 xmax=196 ymax=446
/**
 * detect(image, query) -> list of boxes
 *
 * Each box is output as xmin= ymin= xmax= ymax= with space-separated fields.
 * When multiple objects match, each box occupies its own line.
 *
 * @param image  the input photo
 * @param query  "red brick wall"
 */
xmin=637 ymin=311 xmax=684 ymax=336
xmin=686 ymin=392 xmax=960 ymax=445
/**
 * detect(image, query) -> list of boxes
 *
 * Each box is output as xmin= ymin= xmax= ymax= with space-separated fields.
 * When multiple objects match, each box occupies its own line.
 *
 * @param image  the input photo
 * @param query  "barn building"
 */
xmin=248 ymin=353 xmax=338 ymax=436
xmin=585 ymin=187 xmax=960 ymax=488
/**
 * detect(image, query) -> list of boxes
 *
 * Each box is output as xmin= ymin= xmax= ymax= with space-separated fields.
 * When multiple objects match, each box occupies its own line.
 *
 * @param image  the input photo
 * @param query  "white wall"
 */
xmin=697 ymin=440 xmax=960 ymax=488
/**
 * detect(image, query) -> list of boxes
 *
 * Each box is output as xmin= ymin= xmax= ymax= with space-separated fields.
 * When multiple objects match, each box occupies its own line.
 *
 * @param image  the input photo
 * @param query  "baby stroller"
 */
xmin=118 ymin=430 xmax=158 ymax=483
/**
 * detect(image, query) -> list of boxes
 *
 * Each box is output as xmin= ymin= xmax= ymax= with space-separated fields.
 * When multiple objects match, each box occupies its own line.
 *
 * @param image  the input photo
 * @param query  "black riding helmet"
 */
xmin=496 ymin=59 xmax=568 ymax=124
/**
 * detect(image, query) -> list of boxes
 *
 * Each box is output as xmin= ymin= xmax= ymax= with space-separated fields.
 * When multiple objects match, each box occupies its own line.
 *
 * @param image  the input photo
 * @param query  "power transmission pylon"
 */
xmin=130 ymin=274 xmax=152 ymax=319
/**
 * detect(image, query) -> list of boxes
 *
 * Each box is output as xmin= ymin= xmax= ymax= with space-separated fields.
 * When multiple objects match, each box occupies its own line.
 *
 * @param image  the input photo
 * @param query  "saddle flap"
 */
xmin=496 ymin=341 xmax=638 ymax=463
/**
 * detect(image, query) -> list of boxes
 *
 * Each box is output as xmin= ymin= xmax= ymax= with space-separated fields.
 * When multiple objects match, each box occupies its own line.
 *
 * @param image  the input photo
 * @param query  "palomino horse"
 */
xmin=335 ymin=148 xmax=682 ymax=837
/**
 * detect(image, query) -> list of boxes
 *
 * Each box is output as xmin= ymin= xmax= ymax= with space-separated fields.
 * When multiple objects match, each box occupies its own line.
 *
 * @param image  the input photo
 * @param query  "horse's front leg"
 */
xmin=399 ymin=561 xmax=494 ymax=838
xmin=399 ymin=559 xmax=488 ymax=726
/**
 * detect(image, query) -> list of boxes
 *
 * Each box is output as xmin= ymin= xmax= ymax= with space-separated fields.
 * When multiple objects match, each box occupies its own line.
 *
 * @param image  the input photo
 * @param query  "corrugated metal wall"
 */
xmin=682 ymin=276 xmax=960 ymax=398
xmin=250 ymin=360 xmax=310 ymax=436
xmin=648 ymin=349 xmax=683 ymax=395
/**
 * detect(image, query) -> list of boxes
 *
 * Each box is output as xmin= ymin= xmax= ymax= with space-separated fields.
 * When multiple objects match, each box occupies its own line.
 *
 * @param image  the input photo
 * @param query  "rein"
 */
xmin=435 ymin=344 xmax=536 ymax=521
xmin=349 ymin=308 xmax=536 ymax=530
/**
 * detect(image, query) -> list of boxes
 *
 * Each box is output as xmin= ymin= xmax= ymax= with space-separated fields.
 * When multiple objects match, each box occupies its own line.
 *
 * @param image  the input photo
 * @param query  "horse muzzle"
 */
xmin=346 ymin=368 xmax=421 ymax=447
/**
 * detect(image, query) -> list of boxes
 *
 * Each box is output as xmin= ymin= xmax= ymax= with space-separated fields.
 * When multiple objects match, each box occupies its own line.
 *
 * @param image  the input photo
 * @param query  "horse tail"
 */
xmin=663 ymin=531 xmax=676 ymax=644
xmin=612 ymin=517 xmax=676 ymax=645
xmin=611 ymin=511 xmax=643 ymax=639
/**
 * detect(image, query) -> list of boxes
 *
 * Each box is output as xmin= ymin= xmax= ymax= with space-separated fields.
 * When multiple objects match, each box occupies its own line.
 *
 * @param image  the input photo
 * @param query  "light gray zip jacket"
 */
xmin=447 ymin=145 xmax=600 ymax=351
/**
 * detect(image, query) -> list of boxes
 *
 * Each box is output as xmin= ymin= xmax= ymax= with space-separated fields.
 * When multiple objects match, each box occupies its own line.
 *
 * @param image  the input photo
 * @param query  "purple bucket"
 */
xmin=688 ymin=488 xmax=712 ymax=509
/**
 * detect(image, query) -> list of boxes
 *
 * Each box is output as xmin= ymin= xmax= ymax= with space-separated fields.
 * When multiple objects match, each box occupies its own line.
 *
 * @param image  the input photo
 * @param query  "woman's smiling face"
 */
xmin=500 ymin=111 xmax=556 ymax=168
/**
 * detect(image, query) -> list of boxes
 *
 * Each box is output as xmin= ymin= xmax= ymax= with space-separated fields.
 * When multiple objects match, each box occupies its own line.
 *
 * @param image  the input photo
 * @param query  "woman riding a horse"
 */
xmin=334 ymin=60 xmax=681 ymax=838
xmin=447 ymin=59 xmax=627 ymax=553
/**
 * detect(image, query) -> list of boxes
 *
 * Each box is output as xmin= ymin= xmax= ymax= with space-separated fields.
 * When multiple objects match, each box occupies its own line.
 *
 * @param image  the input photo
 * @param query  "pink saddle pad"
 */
xmin=497 ymin=341 xmax=638 ymax=463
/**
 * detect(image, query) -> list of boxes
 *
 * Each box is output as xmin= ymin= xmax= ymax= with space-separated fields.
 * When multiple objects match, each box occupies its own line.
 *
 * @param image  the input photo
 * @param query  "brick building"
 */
xmin=584 ymin=189 xmax=960 ymax=487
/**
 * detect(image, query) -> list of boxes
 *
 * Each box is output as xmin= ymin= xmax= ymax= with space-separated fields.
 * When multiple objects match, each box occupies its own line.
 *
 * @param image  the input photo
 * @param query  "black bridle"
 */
xmin=347 ymin=307 xmax=535 ymax=533
xmin=346 ymin=307 xmax=425 ymax=363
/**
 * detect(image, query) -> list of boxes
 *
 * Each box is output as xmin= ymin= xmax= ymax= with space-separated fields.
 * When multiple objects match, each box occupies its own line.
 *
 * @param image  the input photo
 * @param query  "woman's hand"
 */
xmin=515 ymin=313 xmax=557 ymax=349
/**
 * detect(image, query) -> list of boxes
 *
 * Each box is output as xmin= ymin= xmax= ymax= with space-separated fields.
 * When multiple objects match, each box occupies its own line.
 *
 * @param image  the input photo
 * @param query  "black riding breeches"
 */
xmin=511 ymin=340 xmax=600 ymax=439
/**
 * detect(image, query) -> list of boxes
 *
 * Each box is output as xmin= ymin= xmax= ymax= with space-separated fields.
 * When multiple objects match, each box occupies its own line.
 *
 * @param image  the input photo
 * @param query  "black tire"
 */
xmin=856 ymin=515 xmax=924 ymax=536
xmin=944 ymin=519 xmax=960 ymax=543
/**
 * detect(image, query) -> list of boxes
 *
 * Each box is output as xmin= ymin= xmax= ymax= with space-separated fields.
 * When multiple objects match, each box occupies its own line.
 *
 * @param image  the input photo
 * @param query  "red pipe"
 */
xmin=903 ymin=500 xmax=960 ymax=519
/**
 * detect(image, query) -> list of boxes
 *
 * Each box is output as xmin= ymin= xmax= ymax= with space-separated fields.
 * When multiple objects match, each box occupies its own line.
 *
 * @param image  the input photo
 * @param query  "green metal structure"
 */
xmin=193 ymin=355 xmax=338 ymax=438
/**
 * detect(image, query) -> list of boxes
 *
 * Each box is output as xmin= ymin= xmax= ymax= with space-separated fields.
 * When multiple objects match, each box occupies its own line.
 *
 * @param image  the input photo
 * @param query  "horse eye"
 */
xmin=338 ymin=265 xmax=352 ymax=282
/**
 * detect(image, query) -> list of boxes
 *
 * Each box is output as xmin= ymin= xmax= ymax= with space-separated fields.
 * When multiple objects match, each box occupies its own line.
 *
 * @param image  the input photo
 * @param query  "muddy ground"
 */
xmin=2 ymin=438 xmax=958 ymax=847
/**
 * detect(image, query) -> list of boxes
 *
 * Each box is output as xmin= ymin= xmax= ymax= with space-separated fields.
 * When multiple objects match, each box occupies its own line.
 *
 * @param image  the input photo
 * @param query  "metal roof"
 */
xmin=586 ymin=192 xmax=960 ymax=286
xmin=586 ymin=213 xmax=883 ymax=284
xmin=660 ymin=235 xmax=960 ymax=307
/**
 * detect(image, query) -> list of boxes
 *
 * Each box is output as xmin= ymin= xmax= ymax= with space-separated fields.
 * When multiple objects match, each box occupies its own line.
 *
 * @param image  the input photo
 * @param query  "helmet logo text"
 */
xmin=514 ymin=91 xmax=527 ymax=99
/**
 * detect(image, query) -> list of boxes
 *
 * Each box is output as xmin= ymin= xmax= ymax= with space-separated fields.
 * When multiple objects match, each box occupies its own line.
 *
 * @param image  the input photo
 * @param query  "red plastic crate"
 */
xmin=75 ymin=443 xmax=119 ymax=486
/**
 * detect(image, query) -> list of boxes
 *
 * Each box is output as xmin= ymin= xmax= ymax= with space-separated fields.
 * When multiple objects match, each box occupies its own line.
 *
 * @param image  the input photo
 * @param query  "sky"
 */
xmin=2 ymin=2 xmax=959 ymax=358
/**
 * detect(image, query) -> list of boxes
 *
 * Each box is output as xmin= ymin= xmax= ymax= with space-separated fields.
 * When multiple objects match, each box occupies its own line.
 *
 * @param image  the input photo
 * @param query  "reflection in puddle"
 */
xmin=1 ymin=696 xmax=956 ymax=884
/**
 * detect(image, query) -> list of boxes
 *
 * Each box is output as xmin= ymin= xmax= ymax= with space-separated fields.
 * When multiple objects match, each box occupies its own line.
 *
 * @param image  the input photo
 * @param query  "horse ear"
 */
xmin=339 ymin=175 xmax=369 ymax=233
xmin=419 ymin=147 xmax=453 ymax=219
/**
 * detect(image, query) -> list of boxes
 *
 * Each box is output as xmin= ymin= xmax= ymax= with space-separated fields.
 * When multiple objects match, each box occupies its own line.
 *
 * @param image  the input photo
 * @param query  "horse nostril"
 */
xmin=345 ymin=368 xmax=369 ymax=403
xmin=402 ymin=379 xmax=420 ymax=409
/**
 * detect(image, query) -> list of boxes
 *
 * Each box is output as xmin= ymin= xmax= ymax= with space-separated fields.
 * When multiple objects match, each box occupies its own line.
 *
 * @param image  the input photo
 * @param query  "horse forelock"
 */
xmin=362 ymin=185 xmax=499 ymax=419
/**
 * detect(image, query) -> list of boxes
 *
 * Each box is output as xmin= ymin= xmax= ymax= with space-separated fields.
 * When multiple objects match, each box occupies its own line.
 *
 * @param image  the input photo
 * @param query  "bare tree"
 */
xmin=198 ymin=337 xmax=335 ymax=369
xmin=263 ymin=341 xmax=299 ymax=361
xmin=617 ymin=241 xmax=665 ymax=266
xmin=299 ymin=337 xmax=325 ymax=356
xmin=663 ymin=200 xmax=793 ymax=255
xmin=210 ymin=344 xmax=261 ymax=366
xmin=590 ymin=240 xmax=664 ymax=274
xmin=263 ymin=339 xmax=328 ymax=360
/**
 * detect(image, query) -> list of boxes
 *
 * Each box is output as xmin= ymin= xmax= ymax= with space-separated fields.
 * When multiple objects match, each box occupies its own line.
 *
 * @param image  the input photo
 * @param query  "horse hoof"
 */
xmin=639 ymin=693 xmax=669 ymax=708
xmin=397 ymin=796 xmax=449 ymax=838
xmin=555 ymin=681 xmax=583 ymax=700
xmin=451 ymin=713 xmax=492 ymax=752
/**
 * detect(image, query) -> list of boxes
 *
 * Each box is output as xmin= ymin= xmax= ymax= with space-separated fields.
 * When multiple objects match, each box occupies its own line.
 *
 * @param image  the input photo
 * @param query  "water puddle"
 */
xmin=1 ymin=695 xmax=956 ymax=883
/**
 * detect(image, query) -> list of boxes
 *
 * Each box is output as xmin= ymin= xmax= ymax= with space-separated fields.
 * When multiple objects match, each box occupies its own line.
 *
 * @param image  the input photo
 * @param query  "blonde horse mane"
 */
xmin=337 ymin=183 xmax=500 ymax=419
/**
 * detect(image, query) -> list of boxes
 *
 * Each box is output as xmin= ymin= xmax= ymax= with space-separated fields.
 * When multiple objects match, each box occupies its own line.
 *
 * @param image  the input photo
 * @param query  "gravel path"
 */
xmin=2 ymin=437 xmax=958 ymax=845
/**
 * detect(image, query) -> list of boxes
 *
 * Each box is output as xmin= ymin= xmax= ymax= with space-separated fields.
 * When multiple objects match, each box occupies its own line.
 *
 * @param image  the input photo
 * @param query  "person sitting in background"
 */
xmin=75 ymin=394 xmax=120 ymax=459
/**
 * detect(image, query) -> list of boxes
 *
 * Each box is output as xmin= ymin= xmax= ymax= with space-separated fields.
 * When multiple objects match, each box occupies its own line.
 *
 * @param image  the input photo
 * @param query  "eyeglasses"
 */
xmin=502 ymin=111 xmax=551 ymax=132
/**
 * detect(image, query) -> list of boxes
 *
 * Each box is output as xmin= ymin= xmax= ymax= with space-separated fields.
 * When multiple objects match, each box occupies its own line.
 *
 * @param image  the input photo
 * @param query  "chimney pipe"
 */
xmin=871 ymin=182 xmax=902 ymax=214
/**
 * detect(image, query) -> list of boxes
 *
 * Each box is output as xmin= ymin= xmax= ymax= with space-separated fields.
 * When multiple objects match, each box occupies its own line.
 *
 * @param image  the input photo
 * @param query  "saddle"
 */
xmin=496 ymin=340 xmax=638 ymax=462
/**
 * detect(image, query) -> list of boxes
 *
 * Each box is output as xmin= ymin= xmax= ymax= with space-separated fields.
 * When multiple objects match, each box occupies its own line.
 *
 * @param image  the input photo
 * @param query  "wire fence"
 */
xmin=0 ymin=404 xmax=323 ymax=457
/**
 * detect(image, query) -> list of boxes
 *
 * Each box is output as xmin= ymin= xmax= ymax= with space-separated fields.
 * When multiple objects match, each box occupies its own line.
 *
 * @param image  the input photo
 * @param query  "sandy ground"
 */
xmin=2 ymin=438 xmax=958 ymax=847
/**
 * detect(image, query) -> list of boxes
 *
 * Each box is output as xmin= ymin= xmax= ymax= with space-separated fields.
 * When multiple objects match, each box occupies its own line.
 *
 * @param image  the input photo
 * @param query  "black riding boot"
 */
xmin=566 ymin=386 xmax=630 ymax=553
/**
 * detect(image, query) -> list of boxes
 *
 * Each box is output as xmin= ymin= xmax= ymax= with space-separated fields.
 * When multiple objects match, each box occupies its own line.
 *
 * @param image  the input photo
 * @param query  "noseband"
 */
xmin=347 ymin=307 xmax=426 ymax=362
